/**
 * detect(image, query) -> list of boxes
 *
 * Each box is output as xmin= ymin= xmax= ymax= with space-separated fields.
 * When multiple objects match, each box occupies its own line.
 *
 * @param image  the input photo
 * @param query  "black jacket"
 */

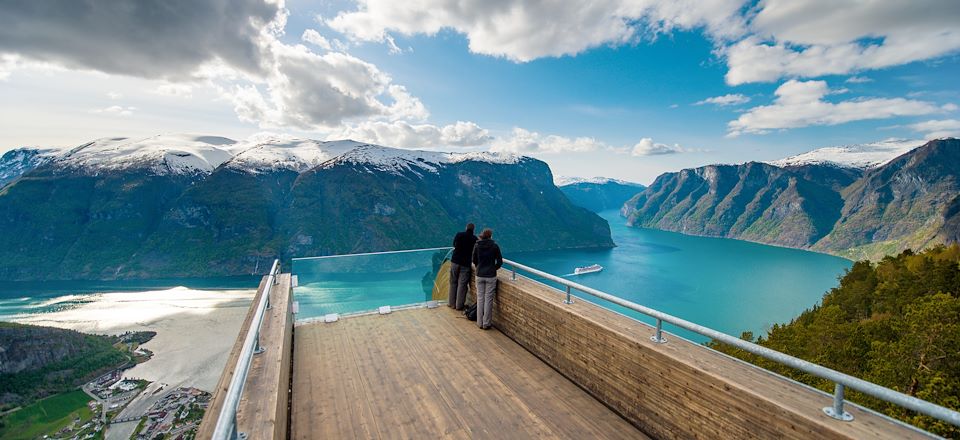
xmin=472 ymin=239 xmax=503 ymax=278
xmin=451 ymin=230 xmax=478 ymax=266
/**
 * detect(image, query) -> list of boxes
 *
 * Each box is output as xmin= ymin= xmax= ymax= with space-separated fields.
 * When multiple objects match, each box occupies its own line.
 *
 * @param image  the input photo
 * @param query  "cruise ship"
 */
xmin=196 ymin=248 xmax=959 ymax=439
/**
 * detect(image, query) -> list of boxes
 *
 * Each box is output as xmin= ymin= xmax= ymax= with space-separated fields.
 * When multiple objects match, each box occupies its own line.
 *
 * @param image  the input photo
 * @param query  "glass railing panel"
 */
xmin=292 ymin=248 xmax=452 ymax=321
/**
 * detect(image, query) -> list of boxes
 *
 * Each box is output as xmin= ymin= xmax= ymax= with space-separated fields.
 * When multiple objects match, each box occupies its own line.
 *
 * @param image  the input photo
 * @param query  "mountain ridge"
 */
xmin=0 ymin=134 xmax=612 ymax=280
xmin=623 ymin=138 xmax=960 ymax=260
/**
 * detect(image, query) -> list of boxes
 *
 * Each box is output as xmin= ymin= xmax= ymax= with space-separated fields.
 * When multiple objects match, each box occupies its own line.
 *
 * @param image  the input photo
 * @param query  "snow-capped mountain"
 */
xmin=768 ymin=138 xmax=926 ymax=169
xmin=10 ymin=133 xmax=526 ymax=178
xmin=554 ymin=176 xmax=646 ymax=213
xmin=0 ymin=147 xmax=62 ymax=187
xmin=0 ymin=133 xmax=612 ymax=280
xmin=321 ymin=144 xmax=522 ymax=175
xmin=52 ymin=134 xmax=238 ymax=175
xmin=554 ymin=176 xmax=641 ymax=187
xmin=225 ymin=135 xmax=367 ymax=173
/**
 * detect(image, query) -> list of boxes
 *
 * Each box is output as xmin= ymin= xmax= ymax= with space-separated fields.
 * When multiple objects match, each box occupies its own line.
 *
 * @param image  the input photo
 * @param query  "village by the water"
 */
xmin=34 ymin=331 xmax=211 ymax=440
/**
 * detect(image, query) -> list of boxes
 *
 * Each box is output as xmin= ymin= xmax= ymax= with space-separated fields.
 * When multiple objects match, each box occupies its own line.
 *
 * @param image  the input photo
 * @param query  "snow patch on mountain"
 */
xmin=226 ymin=134 xmax=367 ymax=173
xmin=0 ymin=147 xmax=63 ymax=187
xmin=768 ymin=139 xmax=926 ymax=169
xmin=321 ymin=144 xmax=523 ymax=175
xmin=54 ymin=134 xmax=238 ymax=175
xmin=555 ymin=176 xmax=642 ymax=187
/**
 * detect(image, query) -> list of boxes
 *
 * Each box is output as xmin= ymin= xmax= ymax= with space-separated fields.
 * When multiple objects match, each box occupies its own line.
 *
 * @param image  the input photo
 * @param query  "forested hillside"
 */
xmin=709 ymin=245 xmax=960 ymax=437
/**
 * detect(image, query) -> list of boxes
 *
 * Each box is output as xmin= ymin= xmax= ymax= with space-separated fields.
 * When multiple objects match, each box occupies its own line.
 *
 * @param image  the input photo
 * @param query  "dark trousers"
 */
xmin=448 ymin=262 xmax=471 ymax=310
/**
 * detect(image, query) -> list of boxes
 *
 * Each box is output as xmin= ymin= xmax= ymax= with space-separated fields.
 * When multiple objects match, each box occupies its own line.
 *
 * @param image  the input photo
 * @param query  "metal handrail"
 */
xmin=211 ymin=259 xmax=281 ymax=440
xmin=502 ymin=258 xmax=960 ymax=428
xmin=291 ymin=247 xmax=452 ymax=261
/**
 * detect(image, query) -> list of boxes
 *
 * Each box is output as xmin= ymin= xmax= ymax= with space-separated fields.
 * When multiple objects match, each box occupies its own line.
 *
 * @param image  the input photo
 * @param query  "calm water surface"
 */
xmin=511 ymin=210 xmax=852 ymax=342
xmin=2 ymin=210 xmax=851 ymax=344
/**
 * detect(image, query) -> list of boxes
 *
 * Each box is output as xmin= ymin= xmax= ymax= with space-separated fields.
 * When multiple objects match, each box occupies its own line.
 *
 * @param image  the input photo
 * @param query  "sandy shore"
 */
xmin=14 ymin=287 xmax=254 ymax=392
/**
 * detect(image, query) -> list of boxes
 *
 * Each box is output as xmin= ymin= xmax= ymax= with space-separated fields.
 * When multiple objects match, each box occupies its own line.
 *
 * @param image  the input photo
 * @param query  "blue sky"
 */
xmin=1 ymin=0 xmax=959 ymax=183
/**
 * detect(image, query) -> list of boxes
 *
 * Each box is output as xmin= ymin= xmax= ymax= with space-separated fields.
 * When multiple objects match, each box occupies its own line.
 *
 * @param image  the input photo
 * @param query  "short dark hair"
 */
xmin=466 ymin=223 xmax=475 ymax=232
xmin=480 ymin=228 xmax=493 ymax=239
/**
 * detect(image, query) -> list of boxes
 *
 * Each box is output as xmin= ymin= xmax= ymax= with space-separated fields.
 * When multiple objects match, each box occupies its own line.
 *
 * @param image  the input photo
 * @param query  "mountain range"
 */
xmin=0 ymin=134 xmax=612 ymax=280
xmin=556 ymin=177 xmax=646 ymax=213
xmin=622 ymin=138 xmax=960 ymax=260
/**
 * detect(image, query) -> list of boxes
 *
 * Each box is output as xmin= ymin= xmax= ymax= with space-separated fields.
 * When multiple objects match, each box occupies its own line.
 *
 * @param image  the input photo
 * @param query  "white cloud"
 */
xmin=302 ymin=29 xmax=333 ymax=51
xmin=724 ymin=1 xmax=960 ymax=85
xmin=219 ymin=42 xmax=430 ymax=130
xmin=92 ymin=105 xmax=135 ymax=116
xmin=489 ymin=128 xmax=611 ymax=154
xmin=908 ymin=119 xmax=960 ymax=139
xmin=694 ymin=93 xmax=750 ymax=106
xmin=327 ymin=0 xmax=747 ymax=62
xmin=329 ymin=120 xmax=491 ymax=148
xmin=845 ymin=76 xmax=873 ymax=84
xmin=630 ymin=138 xmax=687 ymax=156
xmin=728 ymin=80 xmax=947 ymax=136
xmin=106 ymin=91 xmax=123 ymax=100
xmin=488 ymin=128 xmax=692 ymax=157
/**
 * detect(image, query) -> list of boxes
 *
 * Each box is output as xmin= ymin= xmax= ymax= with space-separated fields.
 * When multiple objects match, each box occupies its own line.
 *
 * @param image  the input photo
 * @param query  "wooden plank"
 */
xmin=235 ymin=273 xmax=293 ymax=440
xmin=491 ymin=274 xmax=933 ymax=440
xmin=291 ymin=307 xmax=647 ymax=440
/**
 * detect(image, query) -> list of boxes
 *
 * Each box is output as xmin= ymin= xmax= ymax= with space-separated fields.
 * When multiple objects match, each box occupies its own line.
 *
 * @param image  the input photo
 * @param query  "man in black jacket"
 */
xmin=472 ymin=228 xmax=502 ymax=329
xmin=448 ymin=223 xmax=477 ymax=310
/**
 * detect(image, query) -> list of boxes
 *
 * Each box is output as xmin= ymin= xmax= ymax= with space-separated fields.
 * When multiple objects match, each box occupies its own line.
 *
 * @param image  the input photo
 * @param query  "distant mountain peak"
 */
xmin=52 ymin=134 xmax=238 ymax=175
xmin=554 ymin=176 xmax=642 ymax=187
xmin=767 ymin=138 xmax=926 ymax=170
xmin=320 ymin=144 xmax=523 ymax=175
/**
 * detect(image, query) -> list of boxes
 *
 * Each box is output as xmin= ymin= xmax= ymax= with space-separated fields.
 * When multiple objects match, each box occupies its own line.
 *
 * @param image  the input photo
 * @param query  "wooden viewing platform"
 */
xmin=292 ymin=306 xmax=647 ymax=439
xmin=198 ymin=264 xmax=938 ymax=440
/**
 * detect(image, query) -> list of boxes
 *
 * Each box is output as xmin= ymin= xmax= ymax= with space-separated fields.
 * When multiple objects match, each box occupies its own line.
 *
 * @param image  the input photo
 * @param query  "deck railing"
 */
xmin=502 ymin=258 xmax=960 ymax=428
xmin=211 ymin=259 xmax=281 ymax=440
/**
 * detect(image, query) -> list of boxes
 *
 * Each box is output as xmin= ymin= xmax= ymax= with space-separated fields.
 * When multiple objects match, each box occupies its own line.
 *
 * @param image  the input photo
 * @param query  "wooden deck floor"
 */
xmin=292 ymin=306 xmax=649 ymax=439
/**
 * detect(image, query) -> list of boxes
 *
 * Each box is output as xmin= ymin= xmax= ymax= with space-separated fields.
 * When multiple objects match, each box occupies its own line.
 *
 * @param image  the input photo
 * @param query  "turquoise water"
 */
xmin=510 ymin=211 xmax=852 ymax=342
xmin=2 ymin=211 xmax=851 ymax=345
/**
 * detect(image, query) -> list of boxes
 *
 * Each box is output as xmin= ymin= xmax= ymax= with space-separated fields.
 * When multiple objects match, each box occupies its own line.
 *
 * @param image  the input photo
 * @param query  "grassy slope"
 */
xmin=0 ymin=390 xmax=93 ymax=440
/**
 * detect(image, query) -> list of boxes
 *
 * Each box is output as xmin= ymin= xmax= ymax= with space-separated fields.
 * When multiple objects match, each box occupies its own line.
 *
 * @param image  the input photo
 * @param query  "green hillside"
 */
xmin=708 ymin=245 xmax=960 ymax=437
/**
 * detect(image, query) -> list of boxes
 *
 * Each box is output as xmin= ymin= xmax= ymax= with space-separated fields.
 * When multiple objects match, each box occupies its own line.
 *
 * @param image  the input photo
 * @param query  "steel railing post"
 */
xmin=823 ymin=383 xmax=854 ymax=421
xmin=650 ymin=318 xmax=666 ymax=344
xmin=563 ymin=285 xmax=574 ymax=304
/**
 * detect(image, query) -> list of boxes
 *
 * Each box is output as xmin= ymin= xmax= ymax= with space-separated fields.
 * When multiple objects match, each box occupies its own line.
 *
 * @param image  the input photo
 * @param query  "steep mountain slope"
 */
xmin=0 ymin=135 xmax=613 ymax=280
xmin=623 ymin=138 xmax=959 ymax=259
xmin=623 ymin=162 xmax=861 ymax=248
xmin=557 ymin=177 xmax=645 ymax=212
xmin=815 ymin=138 xmax=960 ymax=259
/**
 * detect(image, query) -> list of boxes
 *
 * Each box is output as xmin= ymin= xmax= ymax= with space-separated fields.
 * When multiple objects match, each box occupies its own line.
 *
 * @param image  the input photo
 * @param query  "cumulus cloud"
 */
xmin=488 ymin=128 xmax=693 ymax=157
xmin=0 ymin=0 xmax=281 ymax=79
xmin=489 ymin=128 xmax=611 ymax=154
xmin=221 ymin=43 xmax=430 ymax=130
xmin=329 ymin=120 xmax=491 ymax=148
xmin=908 ymin=119 xmax=960 ymax=139
xmin=694 ymin=93 xmax=750 ymax=107
xmin=728 ymin=80 xmax=947 ymax=136
xmin=0 ymin=0 xmax=435 ymax=132
xmin=724 ymin=1 xmax=960 ymax=85
xmin=630 ymin=138 xmax=688 ymax=156
xmin=327 ymin=0 xmax=747 ymax=62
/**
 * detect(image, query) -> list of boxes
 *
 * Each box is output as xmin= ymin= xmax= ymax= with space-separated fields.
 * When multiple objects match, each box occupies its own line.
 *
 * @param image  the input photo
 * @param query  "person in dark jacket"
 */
xmin=472 ymin=228 xmax=502 ymax=329
xmin=448 ymin=223 xmax=477 ymax=310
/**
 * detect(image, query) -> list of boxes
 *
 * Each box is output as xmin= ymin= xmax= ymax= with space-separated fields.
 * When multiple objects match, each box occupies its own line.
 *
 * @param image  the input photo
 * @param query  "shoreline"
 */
xmin=11 ymin=287 xmax=254 ymax=393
